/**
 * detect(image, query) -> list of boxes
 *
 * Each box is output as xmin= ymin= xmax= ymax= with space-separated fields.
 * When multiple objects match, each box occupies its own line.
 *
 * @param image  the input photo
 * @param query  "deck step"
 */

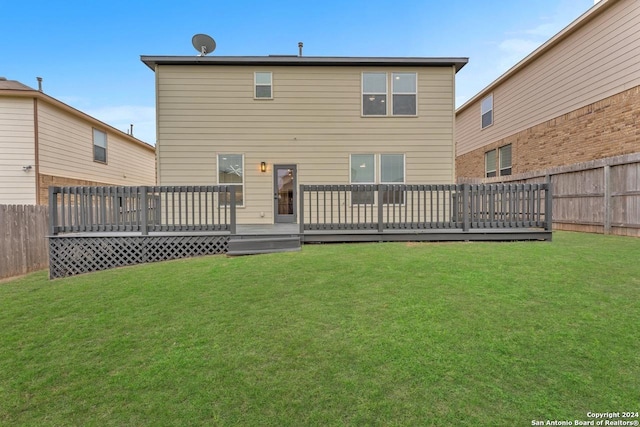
xmin=227 ymin=236 xmax=301 ymax=256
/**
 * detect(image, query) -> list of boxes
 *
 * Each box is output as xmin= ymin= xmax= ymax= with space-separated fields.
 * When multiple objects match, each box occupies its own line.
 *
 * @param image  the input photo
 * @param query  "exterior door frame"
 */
xmin=273 ymin=164 xmax=297 ymax=223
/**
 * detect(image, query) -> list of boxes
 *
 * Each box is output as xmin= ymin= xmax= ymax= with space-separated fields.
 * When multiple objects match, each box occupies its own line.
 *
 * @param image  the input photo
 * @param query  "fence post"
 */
xmin=49 ymin=186 xmax=58 ymax=235
xmin=229 ymin=186 xmax=237 ymax=235
xmin=299 ymin=184 xmax=305 ymax=235
xmin=603 ymin=165 xmax=611 ymax=235
xmin=140 ymin=186 xmax=149 ymax=235
xmin=545 ymin=177 xmax=553 ymax=232
xmin=462 ymin=184 xmax=470 ymax=232
xmin=378 ymin=185 xmax=384 ymax=232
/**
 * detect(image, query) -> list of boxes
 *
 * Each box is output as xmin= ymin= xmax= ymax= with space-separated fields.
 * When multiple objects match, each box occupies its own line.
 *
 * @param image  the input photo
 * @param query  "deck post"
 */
xmin=603 ymin=165 xmax=611 ymax=235
xmin=378 ymin=185 xmax=384 ymax=232
xmin=299 ymin=184 xmax=305 ymax=235
xmin=49 ymin=186 xmax=58 ymax=236
xmin=230 ymin=186 xmax=237 ymax=235
xmin=140 ymin=186 xmax=149 ymax=235
xmin=462 ymin=184 xmax=470 ymax=232
xmin=545 ymin=177 xmax=553 ymax=232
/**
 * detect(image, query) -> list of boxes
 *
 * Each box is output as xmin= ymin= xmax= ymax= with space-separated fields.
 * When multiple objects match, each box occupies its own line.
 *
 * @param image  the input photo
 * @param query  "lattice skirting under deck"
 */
xmin=49 ymin=235 xmax=229 ymax=279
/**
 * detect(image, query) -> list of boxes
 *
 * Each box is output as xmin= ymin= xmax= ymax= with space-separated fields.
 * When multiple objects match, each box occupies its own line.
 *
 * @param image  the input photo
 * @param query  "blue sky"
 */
xmin=2 ymin=0 xmax=594 ymax=144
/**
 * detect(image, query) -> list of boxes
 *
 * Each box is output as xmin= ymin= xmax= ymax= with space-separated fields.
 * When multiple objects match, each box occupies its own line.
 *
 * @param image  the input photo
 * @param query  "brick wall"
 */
xmin=38 ymin=174 xmax=111 ymax=205
xmin=456 ymin=85 xmax=640 ymax=179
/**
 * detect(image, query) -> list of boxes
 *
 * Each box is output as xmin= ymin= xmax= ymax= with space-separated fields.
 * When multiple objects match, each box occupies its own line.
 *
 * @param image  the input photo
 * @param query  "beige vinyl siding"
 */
xmin=37 ymin=101 xmax=155 ymax=185
xmin=0 ymin=97 xmax=36 ymax=204
xmin=156 ymin=65 xmax=455 ymax=223
xmin=456 ymin=0 xmax=640 ymax=156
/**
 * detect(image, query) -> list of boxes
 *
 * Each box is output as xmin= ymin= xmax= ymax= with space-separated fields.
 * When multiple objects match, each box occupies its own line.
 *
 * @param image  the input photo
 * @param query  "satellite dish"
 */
xmin=192 ymin=34 xmax=216 ymax=56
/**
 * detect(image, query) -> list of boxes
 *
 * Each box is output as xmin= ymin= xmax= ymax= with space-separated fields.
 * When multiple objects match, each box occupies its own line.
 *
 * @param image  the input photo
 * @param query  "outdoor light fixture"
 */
xmin=260 ymin=162 xmax=267 ymax=173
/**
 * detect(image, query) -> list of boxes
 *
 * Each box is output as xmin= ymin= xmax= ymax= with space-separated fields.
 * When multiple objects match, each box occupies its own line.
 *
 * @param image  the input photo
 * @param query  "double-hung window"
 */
xmin=350 ymin=154 xmax=375 ymax=204
xmin=499 ymin=144 xmax=512 ymax=176
xmin=350 ymin=154 xmax=405 ymax=205
xmin=481 ymin=94 xmax=493 ymax=129
xmin=255 ymin=72 xmax=272 ymax=99
xmin=362 ymin=73 xmax=387 ymax=116
xmin=362 ymin=72 xmax=417 ymax=116
xmin=380 ymin=154 xmax=405 ymax=204
xmin=392 ymin=73 xmax=417 ymax=115
xmin=93 ymin=128 xmax=107 ymax=163
xmin=218 ymin=154 xmax=244 ymax=206
xmin=485 ymin=150 xmax=497 ymax=178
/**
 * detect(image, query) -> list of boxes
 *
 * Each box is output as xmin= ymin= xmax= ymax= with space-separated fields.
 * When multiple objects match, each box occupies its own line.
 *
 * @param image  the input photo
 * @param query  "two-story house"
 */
xmin=0 ymin=78 xmax=156 ymax=205
xmin=140 ymin=55 xmax=467 ymax=225
xmin=455 ymin=0 xmax=639 ymax=180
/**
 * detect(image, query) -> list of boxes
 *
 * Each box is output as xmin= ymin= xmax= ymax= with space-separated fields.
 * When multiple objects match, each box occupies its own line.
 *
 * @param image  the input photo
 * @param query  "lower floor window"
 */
xmin=218 ymin=154 xmax=244 ymax=206
xmin=350 ymin=153 xmax=405 ymax=205
xmin=485 ymin=150 xmax=497 ymax=178
xmin=485 ymin=145 xmax=512 ymax=178
xmin=499 ymin=144 xmax=512 ymax=176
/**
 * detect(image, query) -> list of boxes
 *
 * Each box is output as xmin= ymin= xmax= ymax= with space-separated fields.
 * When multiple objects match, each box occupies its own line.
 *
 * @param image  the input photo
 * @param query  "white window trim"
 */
xmin=391 ymin=73 xmax=418 ymax=117
xmin=254 ymin=72 xmax=273 ymax=100
xmin=349 ymin=153 xmax=377 ymax=206
xmin=481 ymin=93 xmax=493 ymax=129
xmin=485 ymin=150 xmax=497 ymax=178
xmin=349 ymin=153 xmax=407 ymax=206
xmin=499 ymin=144 xmax=512 ymax=176
xmin=380 ymin=153 xmax=406 ymax=205
xmin=217 ymin=153 xmax=246 ymax=207
xmin=93 ymin=128 xmax=107 ymax=164
xmin=361 ymin=72 xmax=388 ymax=117
xmin=362 ymin=72 xmax=418 ymax=117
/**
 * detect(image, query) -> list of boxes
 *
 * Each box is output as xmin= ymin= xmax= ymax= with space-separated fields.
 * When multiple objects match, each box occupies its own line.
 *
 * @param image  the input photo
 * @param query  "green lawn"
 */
xmin=0 ymin=231 xmax=638 ymax=426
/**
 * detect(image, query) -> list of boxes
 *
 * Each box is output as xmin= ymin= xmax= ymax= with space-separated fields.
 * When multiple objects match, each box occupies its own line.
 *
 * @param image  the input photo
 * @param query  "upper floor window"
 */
xmin=362 ymin=72 xmax=418 ymax=117
xmin=362 ymin=73 xmax=387 ymax=116
xmin=93 ymin=128 xmax=107 ymax=163
xmin=485 ymin=150 xmax=496 ymax=178
xmin=392 ymin=73 xmax=417 ymax=115
xmin=499 ymin=144 xmax=512 ymax=176
xmin=255 ymin=72 xmax=272 ymax=99
xmin=481 ymin=94 xmax=493 ymax=129
xmin=218 ymin=154 xmax=245 ymax=206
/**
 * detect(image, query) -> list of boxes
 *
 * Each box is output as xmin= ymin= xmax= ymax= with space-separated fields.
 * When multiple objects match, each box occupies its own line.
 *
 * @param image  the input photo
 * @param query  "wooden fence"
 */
xmin=459 ymin=153 xmax=640 ymax=237
xmin=0 ymin=205 xmax=49 ymax=280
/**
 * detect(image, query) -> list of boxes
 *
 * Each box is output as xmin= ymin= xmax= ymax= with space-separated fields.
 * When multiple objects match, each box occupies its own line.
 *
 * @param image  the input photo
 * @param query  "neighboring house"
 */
xmin=0 ymin=78 xmax=156 ymax=205
xmin=455 ymin=0 xmax=640 ymax=180
xmin=140 ymin=55 xmax=467 ymax=224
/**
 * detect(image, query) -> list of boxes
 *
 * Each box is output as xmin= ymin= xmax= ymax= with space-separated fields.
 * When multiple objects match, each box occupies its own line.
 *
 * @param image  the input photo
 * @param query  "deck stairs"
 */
xmin=227 ymin=234 xmax=301 ymax=256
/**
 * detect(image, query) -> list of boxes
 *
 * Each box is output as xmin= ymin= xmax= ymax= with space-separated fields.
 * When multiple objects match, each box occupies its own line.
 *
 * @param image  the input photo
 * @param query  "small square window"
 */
xmin=93 ymin=128 xmax=107 ymax=163
xmin=255 ymin=72 xmax=272 ymax=99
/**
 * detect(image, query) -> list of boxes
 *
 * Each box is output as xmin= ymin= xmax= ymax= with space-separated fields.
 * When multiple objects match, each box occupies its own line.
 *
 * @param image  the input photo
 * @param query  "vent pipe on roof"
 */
xmin=298 ymin=42 xmax=303 ymax=57
xmin=37 ymin=77 xmax=43 ymax=92
xmin=130 ymin=124 xmax=134 ymax=136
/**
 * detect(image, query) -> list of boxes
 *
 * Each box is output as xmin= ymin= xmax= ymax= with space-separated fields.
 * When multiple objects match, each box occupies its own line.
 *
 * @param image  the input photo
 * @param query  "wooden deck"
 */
xmin=47 ymin=183 xmax=552 ymax=277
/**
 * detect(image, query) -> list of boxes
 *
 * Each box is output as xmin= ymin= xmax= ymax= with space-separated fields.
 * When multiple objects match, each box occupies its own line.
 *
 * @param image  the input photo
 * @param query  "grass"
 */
xmin=0 ymin=231 xmax=639 ymax=426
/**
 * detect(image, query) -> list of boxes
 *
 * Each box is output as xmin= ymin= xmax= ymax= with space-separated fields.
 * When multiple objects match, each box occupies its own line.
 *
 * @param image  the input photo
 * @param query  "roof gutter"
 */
xmin=140 ymin=55 xmax=469 ymax=73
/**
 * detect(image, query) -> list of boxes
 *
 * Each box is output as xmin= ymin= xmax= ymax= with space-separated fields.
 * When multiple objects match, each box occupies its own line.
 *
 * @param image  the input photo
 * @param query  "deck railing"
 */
xmin=299 ymin=183 xmax=552 ymax=232
xmin=49 ymin=186 xmax=237 ymax=235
